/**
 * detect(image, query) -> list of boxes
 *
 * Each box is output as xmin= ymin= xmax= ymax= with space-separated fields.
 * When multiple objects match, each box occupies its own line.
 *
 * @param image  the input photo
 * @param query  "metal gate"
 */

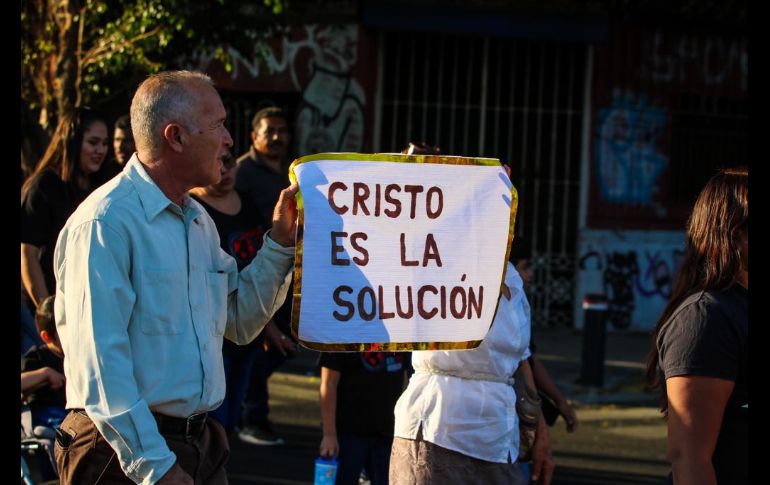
xmin=374 ymin=31 xmax=588 ymax=327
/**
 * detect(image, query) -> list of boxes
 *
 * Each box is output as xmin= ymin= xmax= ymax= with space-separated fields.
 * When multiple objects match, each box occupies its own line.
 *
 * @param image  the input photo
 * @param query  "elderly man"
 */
xmin=53 ymin=70 xmax=297 ymax=484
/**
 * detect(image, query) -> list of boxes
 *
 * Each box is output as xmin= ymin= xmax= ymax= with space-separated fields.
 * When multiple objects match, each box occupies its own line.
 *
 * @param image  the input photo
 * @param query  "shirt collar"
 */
xmin=125 ymin=155 xmax=202 ymax=223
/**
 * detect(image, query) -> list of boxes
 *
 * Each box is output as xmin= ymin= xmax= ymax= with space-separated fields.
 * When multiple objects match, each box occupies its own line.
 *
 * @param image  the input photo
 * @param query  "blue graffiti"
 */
xmin=580 ymin=247 xmax=685 ymax=329
xmin=594 ymin=89 xmax=668 ymax=205
xmin=634 ymin=249 xmax=685 ymax=299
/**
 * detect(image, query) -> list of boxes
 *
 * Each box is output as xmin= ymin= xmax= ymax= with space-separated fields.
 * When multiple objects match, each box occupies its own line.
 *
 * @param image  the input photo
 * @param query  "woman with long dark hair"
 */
xmin=21 ymin=107 xmax=110 ymax=308
xmin=646 ymin=167 xmax=747 ymax=484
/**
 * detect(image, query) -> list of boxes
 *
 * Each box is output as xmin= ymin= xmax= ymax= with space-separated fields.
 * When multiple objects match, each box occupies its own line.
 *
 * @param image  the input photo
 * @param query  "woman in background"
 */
xmin=646 ymin=167 xmax=747 ymax=484
xmin=21 ymin=107 xmax=110 ymax=308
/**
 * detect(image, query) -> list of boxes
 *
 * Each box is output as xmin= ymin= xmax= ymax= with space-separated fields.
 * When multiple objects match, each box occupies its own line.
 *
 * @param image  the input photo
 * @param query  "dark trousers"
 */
xmin=55 ymin=410 xmax=229 ymax=484
xmin=240 ymin=344 xmax=286 ymax=426
xmin=336 ymin=434 xmax=393 ymax=485
xmin=211 ymin=341 xmax=260 ymax=433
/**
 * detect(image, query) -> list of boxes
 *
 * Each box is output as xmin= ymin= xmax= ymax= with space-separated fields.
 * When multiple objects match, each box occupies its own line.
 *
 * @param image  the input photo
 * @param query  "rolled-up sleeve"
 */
xmin=56 ymin=219 xmax=175 ymax=484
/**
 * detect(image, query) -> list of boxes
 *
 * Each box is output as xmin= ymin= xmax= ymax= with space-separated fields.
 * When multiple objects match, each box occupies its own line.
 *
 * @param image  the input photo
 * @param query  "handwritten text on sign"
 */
xmin=291 ymin=155 xmax=514 ymax=350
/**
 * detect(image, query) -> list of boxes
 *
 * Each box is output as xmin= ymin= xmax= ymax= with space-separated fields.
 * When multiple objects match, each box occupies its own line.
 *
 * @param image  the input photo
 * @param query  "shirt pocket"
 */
xmin=205 ymin=271 xmax=229 ymax=336
xmin=139 ymin=270 xmax=185 ymax=335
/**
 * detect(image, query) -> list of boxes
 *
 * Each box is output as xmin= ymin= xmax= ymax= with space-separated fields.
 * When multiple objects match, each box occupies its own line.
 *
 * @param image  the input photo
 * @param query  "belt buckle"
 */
xmin=185 ymin=412 xmax=207 ymax=437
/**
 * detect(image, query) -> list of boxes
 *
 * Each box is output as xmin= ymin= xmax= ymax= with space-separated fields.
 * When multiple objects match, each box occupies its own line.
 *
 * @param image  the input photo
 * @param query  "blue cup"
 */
xmin=314 ymin=456 xmax=338 ymax=485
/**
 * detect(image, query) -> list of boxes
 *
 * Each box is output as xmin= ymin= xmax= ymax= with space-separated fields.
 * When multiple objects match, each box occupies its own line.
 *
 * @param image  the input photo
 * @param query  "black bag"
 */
xmin=539 ymin=390 xmax=560 ymax=427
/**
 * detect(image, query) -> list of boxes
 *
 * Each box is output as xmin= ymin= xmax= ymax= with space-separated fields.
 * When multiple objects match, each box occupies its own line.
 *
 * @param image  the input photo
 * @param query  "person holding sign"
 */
xmin=288 ymin=146 xmax=533 ymax=481
xmin=52 ymin=71 xmax=297 ymax=484
xmin=389 ymin=258 xmax=554 ymax=485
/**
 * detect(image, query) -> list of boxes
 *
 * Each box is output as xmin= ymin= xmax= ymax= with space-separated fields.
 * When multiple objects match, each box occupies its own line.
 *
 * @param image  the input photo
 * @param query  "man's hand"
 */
xmin=21 ymin=366 xmax=65 ymax=396
xmin=319 ymin=434 xmax=339 ymax=459
xmin=270 ymin=184 xmax=299 ymax=247
xmin=263 ymin=321 xmax=296 ymax=356
xmin=557 ymin=399 xmax=579 ymax=433
xmin=157 ymin=462 xmax=193 ymax=484
xmin=44 ymin=367 xmax=66 ymax=390
xmin=530 ymin=415 xmax=555 ymax=485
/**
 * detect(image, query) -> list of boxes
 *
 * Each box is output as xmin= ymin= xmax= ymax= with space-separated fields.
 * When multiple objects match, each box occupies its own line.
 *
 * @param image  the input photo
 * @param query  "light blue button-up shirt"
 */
xmin=53 ymin=156 xmax=294 ymax=484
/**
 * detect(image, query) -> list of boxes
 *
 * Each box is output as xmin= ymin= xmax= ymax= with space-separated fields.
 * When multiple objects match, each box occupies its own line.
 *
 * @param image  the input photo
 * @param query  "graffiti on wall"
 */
xmin=642 ymin=32 xmax=747 ymax=92
xmin=192 ymin=24 xmax=367 ymax=156
xmin=294 ymin=25 xmax=365 ymax=155
xmin=575 ymin=230 xmax=685 ymax=330
xmin=593 ymin=90 xmax=668 ymax=211
xmin=635 ymin=249 xmax=686 ymax=299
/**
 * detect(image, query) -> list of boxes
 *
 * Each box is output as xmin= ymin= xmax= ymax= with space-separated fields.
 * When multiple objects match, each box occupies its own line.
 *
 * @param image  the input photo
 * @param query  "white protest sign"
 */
xmin=289 ymin=153 xmax=517 ymax=351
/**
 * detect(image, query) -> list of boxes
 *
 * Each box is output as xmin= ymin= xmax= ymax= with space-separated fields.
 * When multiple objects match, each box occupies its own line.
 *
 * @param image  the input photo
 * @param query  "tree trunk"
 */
xmin=51 ymin=0 xmax=82 ymax=119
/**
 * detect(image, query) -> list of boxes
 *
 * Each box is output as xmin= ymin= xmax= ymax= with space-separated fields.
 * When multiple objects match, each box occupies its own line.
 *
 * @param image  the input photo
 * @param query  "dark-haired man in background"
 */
xmin=234 ymin=106 xmax=297 ymax=446
xmin=113 ymin=114 xmax=136 ymax=166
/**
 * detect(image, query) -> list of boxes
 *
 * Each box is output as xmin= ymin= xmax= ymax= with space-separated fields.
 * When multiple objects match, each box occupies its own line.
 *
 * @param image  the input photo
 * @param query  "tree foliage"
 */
xmin=21 ymin=0 xmax=286 ymax=172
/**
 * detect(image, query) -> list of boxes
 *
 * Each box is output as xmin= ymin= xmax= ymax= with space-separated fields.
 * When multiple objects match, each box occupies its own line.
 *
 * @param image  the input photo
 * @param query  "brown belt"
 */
xmin=73 ymin=409 xmax=208 ymax=439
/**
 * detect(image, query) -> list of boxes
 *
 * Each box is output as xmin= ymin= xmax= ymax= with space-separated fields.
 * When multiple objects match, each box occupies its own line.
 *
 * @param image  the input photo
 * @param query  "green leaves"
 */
xmin=265 ymin=0 xmax=284 ymax=15
xmin=22 ymin=0 xmax=288 ymax=133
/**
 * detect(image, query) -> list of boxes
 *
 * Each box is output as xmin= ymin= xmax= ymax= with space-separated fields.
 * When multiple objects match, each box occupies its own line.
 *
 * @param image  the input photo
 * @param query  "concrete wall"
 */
xmin=574 ymin=229 xmax=685 ymax=331
xmin=573 ymin=25 xmax=745 ymax=331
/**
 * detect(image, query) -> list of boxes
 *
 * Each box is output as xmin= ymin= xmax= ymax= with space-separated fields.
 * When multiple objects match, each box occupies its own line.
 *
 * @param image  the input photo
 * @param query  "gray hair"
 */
xmin=130 ymin=70 xmax=214 ymax=156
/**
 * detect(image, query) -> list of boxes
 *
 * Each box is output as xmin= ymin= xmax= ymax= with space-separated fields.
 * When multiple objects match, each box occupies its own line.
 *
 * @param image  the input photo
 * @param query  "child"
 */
xmin=20 ymin=295 xmax=67 ymax=428
xmin=319 ymin=351 xmax=410 ymax=485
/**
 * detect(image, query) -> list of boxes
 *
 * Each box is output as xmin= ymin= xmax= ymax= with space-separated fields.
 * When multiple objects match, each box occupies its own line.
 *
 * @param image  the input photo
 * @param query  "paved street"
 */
xmin=225 ymin=327 xmax=670 ymax=484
